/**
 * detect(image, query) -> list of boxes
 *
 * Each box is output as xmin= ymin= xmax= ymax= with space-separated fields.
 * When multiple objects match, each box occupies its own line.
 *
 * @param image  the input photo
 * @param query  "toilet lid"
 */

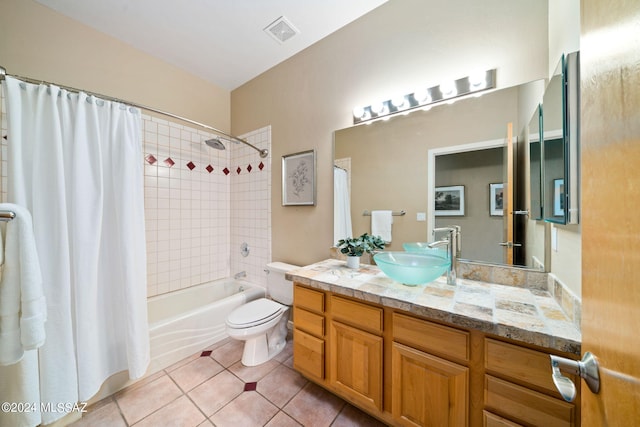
xmin=227 ymin=298 xmax=285 ymax=328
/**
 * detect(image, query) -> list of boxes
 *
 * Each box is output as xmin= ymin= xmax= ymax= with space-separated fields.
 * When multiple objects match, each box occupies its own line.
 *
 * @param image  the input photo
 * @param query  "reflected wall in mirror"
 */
xmin=334 ymin=80 xmax=547 ymax=269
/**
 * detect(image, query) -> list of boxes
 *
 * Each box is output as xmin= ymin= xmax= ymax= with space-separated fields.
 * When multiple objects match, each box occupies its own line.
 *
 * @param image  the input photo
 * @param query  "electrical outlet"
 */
xmin=416 ymin=212 xmax=426 ymax=221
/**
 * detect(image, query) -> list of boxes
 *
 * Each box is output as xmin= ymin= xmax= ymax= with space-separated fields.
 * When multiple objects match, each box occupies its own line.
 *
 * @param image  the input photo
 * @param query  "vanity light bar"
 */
xmin=352 ymin=69 xmax=496 ymax=125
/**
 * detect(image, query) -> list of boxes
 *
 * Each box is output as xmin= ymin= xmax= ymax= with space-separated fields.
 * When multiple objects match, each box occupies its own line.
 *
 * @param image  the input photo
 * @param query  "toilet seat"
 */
xmin=226 ymin=298 xmax=286 ymax=329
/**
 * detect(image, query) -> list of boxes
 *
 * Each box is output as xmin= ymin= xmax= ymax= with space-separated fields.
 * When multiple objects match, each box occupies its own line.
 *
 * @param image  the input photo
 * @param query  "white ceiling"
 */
xmin=34 ymin=0 xmax=388 ymax=90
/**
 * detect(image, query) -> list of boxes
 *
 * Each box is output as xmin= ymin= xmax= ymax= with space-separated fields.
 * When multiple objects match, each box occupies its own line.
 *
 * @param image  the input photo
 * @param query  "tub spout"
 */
xmin=234 ymin=271 xmax=247 ymax=280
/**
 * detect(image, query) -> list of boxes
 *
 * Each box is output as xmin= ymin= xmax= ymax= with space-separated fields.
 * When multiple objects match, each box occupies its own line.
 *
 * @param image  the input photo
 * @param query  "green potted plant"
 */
xmin=336 ymin=233 xmax=386 ymax=268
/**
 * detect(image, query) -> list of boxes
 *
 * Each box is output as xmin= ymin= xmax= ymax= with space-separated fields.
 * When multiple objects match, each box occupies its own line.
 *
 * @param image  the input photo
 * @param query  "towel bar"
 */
xmin=362 ymin=210 xmax=405 ymax=216
xmin=0 ymin=210 xmax=16 ymax=221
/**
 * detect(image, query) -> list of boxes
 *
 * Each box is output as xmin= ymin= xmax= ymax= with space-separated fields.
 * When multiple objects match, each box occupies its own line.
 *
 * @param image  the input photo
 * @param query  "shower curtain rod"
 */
xmin=0 ymin=66 xmax=268 ymax=157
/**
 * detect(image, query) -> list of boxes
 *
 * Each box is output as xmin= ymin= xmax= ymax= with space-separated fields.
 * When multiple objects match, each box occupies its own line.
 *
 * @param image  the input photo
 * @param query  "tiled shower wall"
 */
xmin=0 ymin=88 xmax=271 ymax=298
xmin=143 ymin=118 xmax=272 ymax=296
xmin=229 ymin=127 xmax=272 ymax=286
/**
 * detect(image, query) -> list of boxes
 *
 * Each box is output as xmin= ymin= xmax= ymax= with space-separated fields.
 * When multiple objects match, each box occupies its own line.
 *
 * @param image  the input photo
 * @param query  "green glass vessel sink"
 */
xmin=402 ymin=242 xmax=448 ymax=258
xmin=373 ymin=251 xmax=450 ymax=286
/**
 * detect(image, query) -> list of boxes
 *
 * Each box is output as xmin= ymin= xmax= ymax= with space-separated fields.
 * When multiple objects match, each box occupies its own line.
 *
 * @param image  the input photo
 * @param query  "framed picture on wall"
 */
xmin=489 ymin=183 xmax=504 ymax=216
xmin=553 ymin=178 xmax=565 ymax=217
xmin=435 ymin=185 xmax=465 ymax=216
xmin=282 ymin=149 xmax=316 ymax=206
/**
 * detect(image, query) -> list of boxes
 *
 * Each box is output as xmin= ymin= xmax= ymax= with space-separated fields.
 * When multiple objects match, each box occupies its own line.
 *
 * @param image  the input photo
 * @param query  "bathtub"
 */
xmin=147 ymin=279 xmax=265 ymax=373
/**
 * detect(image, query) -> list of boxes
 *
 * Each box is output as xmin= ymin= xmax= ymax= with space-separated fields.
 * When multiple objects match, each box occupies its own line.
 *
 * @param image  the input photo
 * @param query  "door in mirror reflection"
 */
xmin=433 ymin=125 xmax=520 ymax=266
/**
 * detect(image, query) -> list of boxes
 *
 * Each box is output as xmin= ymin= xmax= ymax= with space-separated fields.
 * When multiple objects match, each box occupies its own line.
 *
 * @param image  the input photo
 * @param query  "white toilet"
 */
xmin=225 ymin=262 xmax=299 ymax=366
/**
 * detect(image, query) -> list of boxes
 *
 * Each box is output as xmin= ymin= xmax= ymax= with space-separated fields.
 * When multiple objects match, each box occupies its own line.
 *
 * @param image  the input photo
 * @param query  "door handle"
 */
xmin=549 ymin=352 xmax=600 ymax=402
xmin=498 ymin=242 xmax=522 ymax=248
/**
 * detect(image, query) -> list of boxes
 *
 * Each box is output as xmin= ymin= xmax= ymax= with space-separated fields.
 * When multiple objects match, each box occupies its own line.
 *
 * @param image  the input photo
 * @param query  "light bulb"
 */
xmin=469 ymin=71 xmax=487 ymax=88
xmin=391 ymin=96 xmax=405 ymax=108
xmin=371 ymin=102 xmax=386 ymax=115
xmin=352 ymin=106 xmax=365 ymax=119
xmin=440 ymin=81 xmax=457 ymax=97
xmin=413 ymin=89 xmax=431 ymax=104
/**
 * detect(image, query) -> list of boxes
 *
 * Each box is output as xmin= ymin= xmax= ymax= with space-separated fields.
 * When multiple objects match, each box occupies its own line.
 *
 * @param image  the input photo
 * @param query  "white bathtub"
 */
xmin=147 ymin=279 xmax=265 ymax=373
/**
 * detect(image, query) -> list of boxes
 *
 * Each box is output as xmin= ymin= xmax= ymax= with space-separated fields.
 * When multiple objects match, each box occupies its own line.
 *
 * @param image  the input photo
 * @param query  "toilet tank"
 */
xmin=266 ymin=262 xmax=299 ymax=305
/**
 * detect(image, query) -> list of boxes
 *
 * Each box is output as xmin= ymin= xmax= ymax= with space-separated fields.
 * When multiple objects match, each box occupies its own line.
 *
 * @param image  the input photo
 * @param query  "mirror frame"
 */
xmin=529 ymin=104 xmax=543 ymax=220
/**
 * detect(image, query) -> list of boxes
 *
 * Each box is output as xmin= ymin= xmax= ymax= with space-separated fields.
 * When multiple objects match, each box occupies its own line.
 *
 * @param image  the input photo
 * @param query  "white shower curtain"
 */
xmin=334 ymin=166 xmax=353 ymax=244
xmin=0 ymin=76 xmax=149 ymax=426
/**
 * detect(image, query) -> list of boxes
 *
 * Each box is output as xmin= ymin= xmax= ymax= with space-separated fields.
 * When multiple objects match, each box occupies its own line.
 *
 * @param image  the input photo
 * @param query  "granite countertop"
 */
xmin=287 ymin=259 xmax=581 ymax=355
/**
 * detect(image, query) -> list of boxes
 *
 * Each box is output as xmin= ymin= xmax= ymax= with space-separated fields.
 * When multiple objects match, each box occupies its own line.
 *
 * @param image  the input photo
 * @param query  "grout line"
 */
xmin=181 ymin=378 xmax=213 ymax=426
xmin=111 ymin=393 xmax=131 ymax=427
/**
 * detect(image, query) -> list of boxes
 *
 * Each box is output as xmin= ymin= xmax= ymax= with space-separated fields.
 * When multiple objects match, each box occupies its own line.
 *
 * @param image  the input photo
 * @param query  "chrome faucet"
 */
xmin=428 ymin=226 xmax=460 ymax=285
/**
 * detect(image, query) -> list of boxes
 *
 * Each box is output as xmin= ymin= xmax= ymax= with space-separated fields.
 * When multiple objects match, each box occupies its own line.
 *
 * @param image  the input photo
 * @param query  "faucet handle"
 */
xmin=432 ymin=226 xmax=456 ymax=236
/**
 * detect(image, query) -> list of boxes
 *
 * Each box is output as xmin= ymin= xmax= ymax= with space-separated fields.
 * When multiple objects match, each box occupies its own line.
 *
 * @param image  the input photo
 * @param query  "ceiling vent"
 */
xmin=264 ymin=16 xmax=299 ymax=44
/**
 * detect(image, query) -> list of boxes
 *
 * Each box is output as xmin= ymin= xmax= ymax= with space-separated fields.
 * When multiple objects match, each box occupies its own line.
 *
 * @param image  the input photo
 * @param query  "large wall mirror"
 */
xmin=334 ymin=80 xmax=548 ymax=269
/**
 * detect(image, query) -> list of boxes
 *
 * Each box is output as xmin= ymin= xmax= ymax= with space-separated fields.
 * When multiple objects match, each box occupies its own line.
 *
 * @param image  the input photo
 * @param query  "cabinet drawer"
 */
xmin=393 ymin=312 xmax=469 ymax=362
xmin=484 ymin=411 xmax=522 ymax=427
xmin=294 ymin=307 xmax=324 ymax=337
xmin=485 ymin=375 xmax=575 ymax=427
xmin=331 ymin=295 xmax=383 ymax=334
xmin=293 ymin=328 xmax=324 ymax=380
xmin=485 ymin=338 xmax=577 ymax=396
xmin=294 ymin=284 xmax=325 ymax=313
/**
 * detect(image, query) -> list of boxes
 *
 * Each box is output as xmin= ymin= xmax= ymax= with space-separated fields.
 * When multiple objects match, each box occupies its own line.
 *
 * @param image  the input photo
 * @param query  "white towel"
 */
xmin=0 ymin=203 xmax=46 ymax=366
xmin=371 ymin=210 xmax=393 ymax=243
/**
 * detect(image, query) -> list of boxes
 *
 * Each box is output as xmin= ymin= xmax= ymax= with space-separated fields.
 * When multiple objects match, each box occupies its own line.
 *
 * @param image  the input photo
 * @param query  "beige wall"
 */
xmin=0 ymin=0 xmax=230 ymax=130
xmin=232 ymin=0 xmax=549 ymax=266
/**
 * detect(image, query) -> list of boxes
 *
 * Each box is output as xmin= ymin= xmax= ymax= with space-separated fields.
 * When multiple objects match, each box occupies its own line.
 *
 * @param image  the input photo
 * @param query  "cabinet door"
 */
xmin=329 ymin=321 xmax=383 ymax=411
xmin=392 ymin=342 xmax=468 ymax=427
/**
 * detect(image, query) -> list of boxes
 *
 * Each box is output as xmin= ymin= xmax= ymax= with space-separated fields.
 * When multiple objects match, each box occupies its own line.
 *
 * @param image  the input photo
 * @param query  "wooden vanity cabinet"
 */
xmin=292 ymin=283 xmax=581 ymax=427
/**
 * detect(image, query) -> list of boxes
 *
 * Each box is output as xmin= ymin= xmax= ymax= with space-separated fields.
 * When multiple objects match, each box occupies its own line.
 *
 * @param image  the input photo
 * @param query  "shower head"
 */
xmin=204 ymin=135 xmax=268 ymax=158
xmin=205 ymin=138 xmax=226 ymax=150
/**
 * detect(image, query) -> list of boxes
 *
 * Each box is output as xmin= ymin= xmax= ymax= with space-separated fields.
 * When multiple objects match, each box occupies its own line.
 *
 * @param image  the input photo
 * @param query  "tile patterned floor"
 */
xmin=70 ymin=337 xmax=387 ymax=427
